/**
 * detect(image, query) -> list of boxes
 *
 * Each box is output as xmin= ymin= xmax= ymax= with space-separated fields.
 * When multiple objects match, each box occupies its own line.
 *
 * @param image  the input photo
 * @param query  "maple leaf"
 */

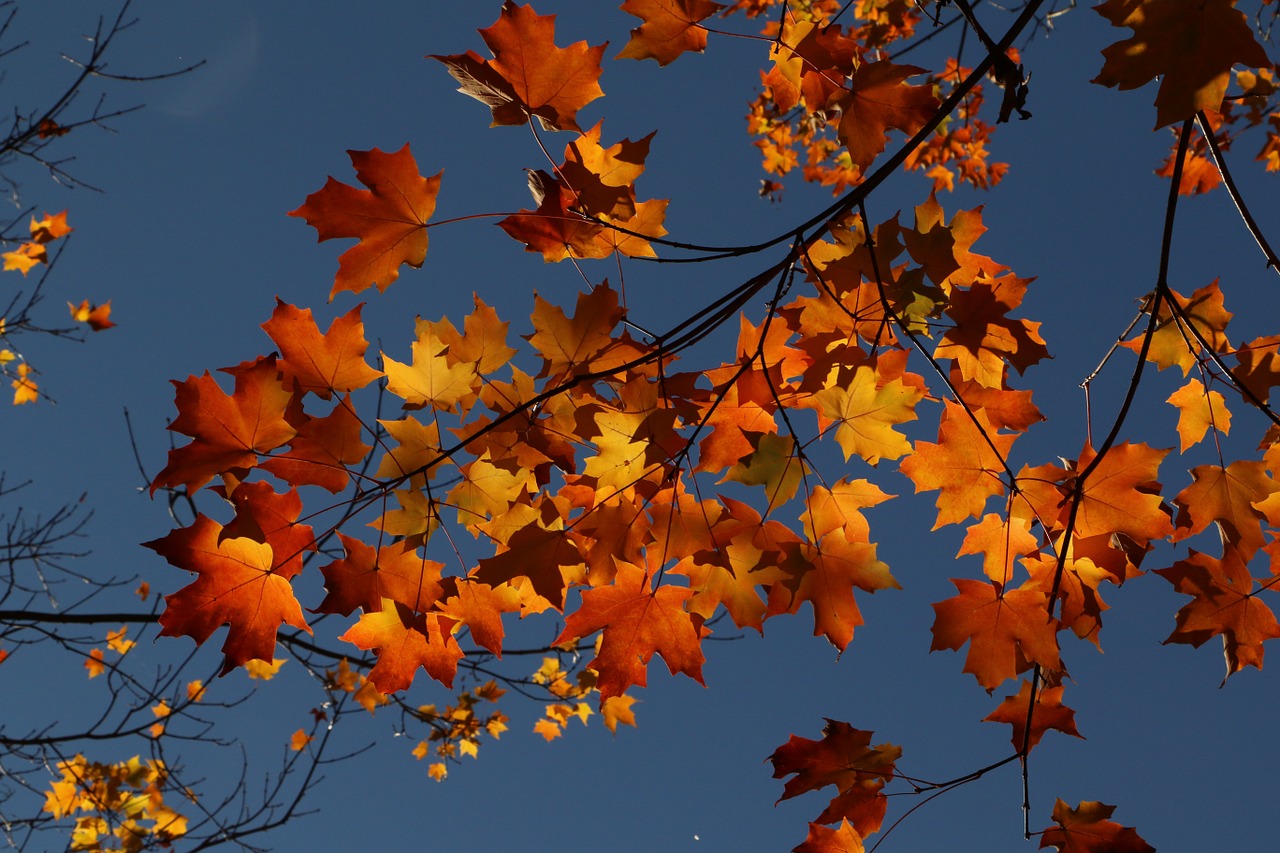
xmin=1039 ymin=799 xmax=1154 ymax=853
xmin=1092 ymin=0 xmax=1270 ymax=128
xmin=526 ymin=283 xmax=625 ymax=379
xmin=1166 ymin=378 xmax=1231 ymax=451
xmin=602 ymin=694 xmax=638 ymax=733
xmin=383 ymin=319 xmax=480 ymax=412
xmin=809 ymin=364 xmax=922 ymax=464
xmin=1070 ymin=442 xmax=1174 ymax=545
xmin=1122 ymin=281 xmax=1233 ymax=375
xmin=289 ymin=144 xmax=441 ymax=299
xmin=930 ymin=578 xmax=1061 ymax=691
xmin=1233 ymin=334 xmax=1280 ymax=404
xmin=151 ymin=357 xmax=297 ymax=495
xmin=340 ymin=601 xmax=462 ymax=692
xmin=765 ymin=21 xmax=860 ymax=114
xmin=935 ymin=274 xmax=1049 ymax=387
xmin=769 ymin=719 xmax=899 ymax=835
xmin=436 ymin=576 xmax=522 ymax=656
xmin=220 ymin=481 xmax=318 ymax=578
xmin=766 ymin=518 xmax=899 ymax=653
xmin=317 ymin=533 xmax=445 ymax=616
xmin=1172 ymin=460 xmax=1277 ymax=558
xmin=28 ymin=210 xmax=71 ymax=243
xmin=474 ymin=516 xmax=585 ymax=611
xmin=957 ymin=513 xmax=1040 ymax=584
xmin=617 ymin=0 xmax=725 ymax=66
xmin=553 ymin=559 xmax=705 ymax=702
xmin=834 ymin=61 xmax=938 ymax=172
xmin=794 ymin=820 xmax=865 ymax=853
xmin=899 ymin=401 xmax=1015 ymax=529
xmin=430 ymin=2 xmax=606 ymax=133
xmin=145 ymin=515 xmax=311 ymax=674
xmin=68 ymin=299 xmax=115 ymax=331
xmin=260 ymin=395 xmax=371 ymax=494
xmin=983 ymin=680 xmax=1083 ymax=752
xmin=261 ymin=300 xmax=382 ymax=399
xmin=1156 ymin=547 xmax=1280 ymax=679
xmin=1 ymin=242 xmax=45 ymax=275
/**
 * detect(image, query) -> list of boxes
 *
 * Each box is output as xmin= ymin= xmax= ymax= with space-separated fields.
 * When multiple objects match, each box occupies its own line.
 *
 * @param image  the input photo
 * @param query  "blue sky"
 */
xmin=4 ymin=2 xmax=1280 ymax=850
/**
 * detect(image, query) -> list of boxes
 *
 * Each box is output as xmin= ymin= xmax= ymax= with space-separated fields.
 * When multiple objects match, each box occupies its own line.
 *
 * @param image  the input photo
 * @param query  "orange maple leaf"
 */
xmin=553 ymin=559 xmax=705 ymax=701
xmin=289 ymin=144 xmax=441 ymax=299
xmin=382 ymin=319 xmax=480 ymax=413
xmin=898 ymin=401 xmax=1015 ymax=529
xmin=339 ymin=602 xmax=462 ymax=692
xmin=436 ymin=576 xmax=522 ymax=657
xmin=1070 ymin=442 xmax=1173 ymax=545
xmin=474 ymin=516 xmax=586 ymax=612
xmin=1172 ymin=460 xmax=1277 ymax=558
xmin=1156 ymin=547 xmax=1280 ymax=679
xmin=1166 ymin=378 xmax=1231 ymax=451
xmin=1121 ymin=281 xmax=1233 ymax=375
xmin=982 ymin=679 xmax=1083 ymax=752
xmin=935 ymin=274 xmax=1049 ymax=387
xmin=835 ymin=61 xmax=938 ymax=172
xmin=430 ymin=2 xmax=605 ymax=133
xmin=1039 ymin=799 xmax=1154 ymax=853
xmin=151 ymin=357 xmax=296 ymax=495
xmin=260 ymin=300 xmax=382 ymax=399
xmin=68 ymin=299 xmax=115 ymax=331
xmin=617 ymin=0 xmax=725 ymax=66
xmin=1092 ymin=0 xmax=1270 ymax=128
xmin=317 ymin=533 xmax=445 ymax=617
xmin=930 ymin=578 xmax=1061 ymax=691
xmin=259 ymin=394 xmax=371 ymax=494
xmin=769 ymin=719 xmax=899 ymax=835
xmin=526 ymin=283 xmax=625 ymax=379
xmin=145 ymin=515 xmax=311 ymax=674
xmin=794 ymin=820 xmax=865 ymax=853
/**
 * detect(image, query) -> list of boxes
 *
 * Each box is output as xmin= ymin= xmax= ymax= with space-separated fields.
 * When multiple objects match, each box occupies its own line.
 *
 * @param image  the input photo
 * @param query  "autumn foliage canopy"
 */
xmin=21 ymin=0 xmax=1280 ymax=849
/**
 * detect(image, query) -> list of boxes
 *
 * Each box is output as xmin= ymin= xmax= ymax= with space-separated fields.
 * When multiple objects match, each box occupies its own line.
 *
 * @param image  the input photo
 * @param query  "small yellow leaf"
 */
xmin=428 ymin=762 xmax=448 ymax=781
xmin=244 ymin=658 xmax=287 ymax=680
xmin=106 ymin=626 xmax=135 ymax=655
xmin=289 ymin=729 xmax=313 ymax=751
xmin=533 ymin=718 xmax=562 ymax=741
xmin=186 ymin=680 xmax=206 ymax=702
xmin=11 ymin=363 xmax=37 ymax=405
xmin=603 ymin=695 xmax=638 ymax=733
xmin=354 ymin=679 xmax=387 ymax=714
xmin=412 ymin=741 xmax=430 ymax=760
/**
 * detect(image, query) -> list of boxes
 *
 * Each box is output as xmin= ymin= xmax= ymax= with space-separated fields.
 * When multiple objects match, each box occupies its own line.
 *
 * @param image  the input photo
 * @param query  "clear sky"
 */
xmin=4 ymin=2 xmax=1280 ymax=851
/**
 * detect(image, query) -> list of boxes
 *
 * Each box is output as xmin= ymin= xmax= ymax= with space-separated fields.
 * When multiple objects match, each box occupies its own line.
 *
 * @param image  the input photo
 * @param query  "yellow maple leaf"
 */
xmin=244 ymin=657 xmax=287 ymax=680
xmin=603 ymin=695 xmax=639 ymax=733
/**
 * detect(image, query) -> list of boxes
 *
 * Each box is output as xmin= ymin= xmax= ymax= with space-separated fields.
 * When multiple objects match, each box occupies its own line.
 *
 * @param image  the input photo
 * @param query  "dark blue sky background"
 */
xmin=4 ymin=2 xmax=1279 ymax=850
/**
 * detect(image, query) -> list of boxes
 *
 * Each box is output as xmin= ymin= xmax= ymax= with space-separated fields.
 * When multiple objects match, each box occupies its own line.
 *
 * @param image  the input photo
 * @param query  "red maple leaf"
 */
xmin=930 ymin=578 xmax=1061 ymax=691
xmin=769 ymin=719 xmax=899 ymax=835
xmin=151 ymin=356 xmax=296 ymax=495
xmin=289 ymin=144 xmax=441 ymax=299
xmin=1039 ymin=799 xmax=1154 ymax=853
xmin=145 ymin=514 xmax=310 ymax=674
